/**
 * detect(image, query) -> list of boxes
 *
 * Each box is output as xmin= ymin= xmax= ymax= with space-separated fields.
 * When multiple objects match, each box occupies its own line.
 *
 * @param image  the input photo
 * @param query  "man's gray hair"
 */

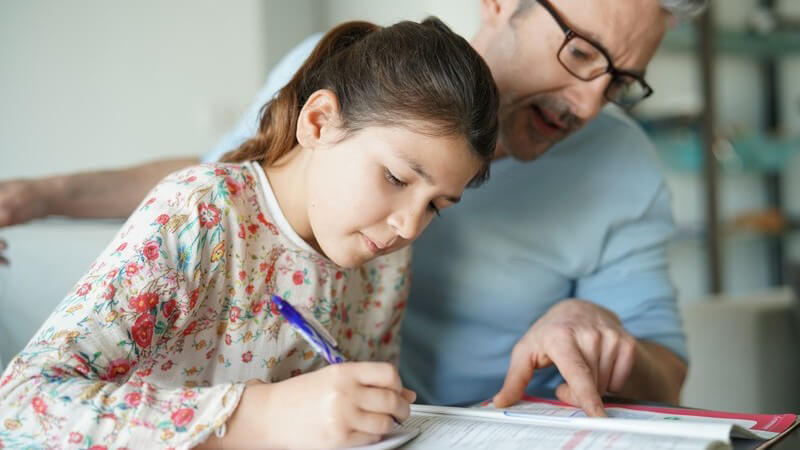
xmin=512 ymin=0 xmax=709 ymax=23
xmin=658 ymin=0 xmax=709 ymax=21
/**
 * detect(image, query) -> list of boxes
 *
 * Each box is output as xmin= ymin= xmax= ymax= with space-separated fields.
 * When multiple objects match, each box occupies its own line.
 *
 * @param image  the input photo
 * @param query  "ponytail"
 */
xmin=220 ymin=22 xmax=379 ymax=164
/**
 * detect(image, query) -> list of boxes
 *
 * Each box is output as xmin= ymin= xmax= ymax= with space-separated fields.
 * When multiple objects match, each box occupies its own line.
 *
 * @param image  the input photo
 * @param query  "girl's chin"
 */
xmin=334 ymin=252 xmax=374 ymax=269
xmin=320 ymin=247 xmax=369 ymax=269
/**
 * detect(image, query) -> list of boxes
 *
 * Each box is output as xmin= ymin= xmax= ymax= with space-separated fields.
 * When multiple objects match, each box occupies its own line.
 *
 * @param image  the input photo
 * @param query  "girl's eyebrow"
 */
xmin=394 ymin=149 xmax=461 ymax=204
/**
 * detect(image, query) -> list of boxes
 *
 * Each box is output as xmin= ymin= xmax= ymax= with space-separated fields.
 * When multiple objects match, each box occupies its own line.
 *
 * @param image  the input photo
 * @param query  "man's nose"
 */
xmin=565 ymin=75 xmax=611 ymax=122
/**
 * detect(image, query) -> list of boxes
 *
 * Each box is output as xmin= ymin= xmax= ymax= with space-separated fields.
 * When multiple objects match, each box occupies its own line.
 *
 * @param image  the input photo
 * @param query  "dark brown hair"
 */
xmin=221 ymin=17 xmax=499 ymax=186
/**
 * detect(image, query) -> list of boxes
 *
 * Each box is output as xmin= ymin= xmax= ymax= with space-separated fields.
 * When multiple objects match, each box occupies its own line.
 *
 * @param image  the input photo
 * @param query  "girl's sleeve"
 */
xmin=0 ymin=166 xmax=245 ymax=449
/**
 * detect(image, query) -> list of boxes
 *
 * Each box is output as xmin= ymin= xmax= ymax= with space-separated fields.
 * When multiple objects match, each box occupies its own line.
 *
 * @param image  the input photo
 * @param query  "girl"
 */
xmin=0 ymin=18 xmax=498 ymax=449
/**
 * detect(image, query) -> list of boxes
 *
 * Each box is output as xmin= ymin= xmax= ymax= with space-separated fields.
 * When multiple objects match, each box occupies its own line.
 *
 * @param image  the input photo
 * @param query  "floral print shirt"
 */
xmin=0 ymin=162 xmax=411 ymax=449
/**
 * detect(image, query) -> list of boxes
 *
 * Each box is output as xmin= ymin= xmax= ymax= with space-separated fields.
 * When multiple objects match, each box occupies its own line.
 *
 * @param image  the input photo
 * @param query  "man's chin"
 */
xmin=502 ymin=142 xmax=552 ymax=161
xmin=496 ymin=129 xmax=555 ymax=162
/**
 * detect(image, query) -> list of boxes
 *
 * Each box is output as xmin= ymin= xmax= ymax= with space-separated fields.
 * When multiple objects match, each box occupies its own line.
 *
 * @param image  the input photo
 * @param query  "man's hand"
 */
xmin=0 ymin=178 xmax=53 ymax=228
xmin=493 ymin=299 xmax=637 ymax=416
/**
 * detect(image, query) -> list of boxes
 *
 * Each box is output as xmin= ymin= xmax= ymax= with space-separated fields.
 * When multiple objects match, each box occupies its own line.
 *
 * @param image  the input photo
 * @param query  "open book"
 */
xmin=353 ymin=395 xmax=799 ymax=450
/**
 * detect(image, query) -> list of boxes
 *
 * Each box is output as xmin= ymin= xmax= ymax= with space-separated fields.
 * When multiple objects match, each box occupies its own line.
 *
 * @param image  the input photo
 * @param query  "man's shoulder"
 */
xmin=563 ymin=106 xmax=660 ymax=163
xmin=548 ymin=106 xmax=666 ymax=189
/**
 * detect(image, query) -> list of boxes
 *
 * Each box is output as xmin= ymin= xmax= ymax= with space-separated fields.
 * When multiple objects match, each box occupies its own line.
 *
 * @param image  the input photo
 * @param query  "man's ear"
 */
xmin=296 ymin=89 xmax=343 ymax=149
xmin=480 ymin=0 xmax=519 ymax=26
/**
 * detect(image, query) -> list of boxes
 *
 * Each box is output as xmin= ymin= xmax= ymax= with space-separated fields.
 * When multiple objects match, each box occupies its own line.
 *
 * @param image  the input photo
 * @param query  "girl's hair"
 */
xmin=221 ymin=17 xmax=499 ymax=187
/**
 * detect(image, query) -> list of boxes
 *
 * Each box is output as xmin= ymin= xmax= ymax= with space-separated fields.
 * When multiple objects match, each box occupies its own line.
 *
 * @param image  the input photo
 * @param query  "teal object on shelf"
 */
xmin=651 ymin=132 xmax=800 ymax=173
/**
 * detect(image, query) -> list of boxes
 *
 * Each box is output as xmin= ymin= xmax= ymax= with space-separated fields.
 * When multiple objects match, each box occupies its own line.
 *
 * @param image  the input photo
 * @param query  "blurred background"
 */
xmin=1 ymin=0 xmax=799 ymax=415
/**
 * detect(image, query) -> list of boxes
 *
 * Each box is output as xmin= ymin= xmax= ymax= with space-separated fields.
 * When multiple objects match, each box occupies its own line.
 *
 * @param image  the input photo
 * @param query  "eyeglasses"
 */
xmin=537 ymin=0 xmax=654 ymax=109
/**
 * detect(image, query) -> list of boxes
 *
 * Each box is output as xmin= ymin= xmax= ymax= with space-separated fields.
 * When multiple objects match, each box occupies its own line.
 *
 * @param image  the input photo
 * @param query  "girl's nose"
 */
xmin=387 ymin=205 xmax=427 ymax=241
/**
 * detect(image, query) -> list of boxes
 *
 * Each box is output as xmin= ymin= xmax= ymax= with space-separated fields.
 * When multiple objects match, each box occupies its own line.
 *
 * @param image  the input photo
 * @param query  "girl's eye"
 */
xmin=384 ymin=168 xmax=440 ymax=216
xmin=384 ymin=168 xmax=407 ymax=187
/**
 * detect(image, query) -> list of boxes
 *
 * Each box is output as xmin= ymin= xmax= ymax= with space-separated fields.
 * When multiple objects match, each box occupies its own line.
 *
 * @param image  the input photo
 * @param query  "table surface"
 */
xmin=765 ymin=419 xmax=800 ymax=450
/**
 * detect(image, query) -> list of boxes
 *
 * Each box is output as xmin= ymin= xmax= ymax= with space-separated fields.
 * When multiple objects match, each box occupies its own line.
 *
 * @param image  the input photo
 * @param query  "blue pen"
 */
xmin=271 ymin=294 xmax=345 ymax=364
xmin=272 ymin=294 xmax=403 ymax=425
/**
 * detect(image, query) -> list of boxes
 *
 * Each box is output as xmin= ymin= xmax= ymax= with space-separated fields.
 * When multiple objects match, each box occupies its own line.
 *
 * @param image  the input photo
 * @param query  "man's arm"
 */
xmin=0 ymin=157 xmax=199 ymax=226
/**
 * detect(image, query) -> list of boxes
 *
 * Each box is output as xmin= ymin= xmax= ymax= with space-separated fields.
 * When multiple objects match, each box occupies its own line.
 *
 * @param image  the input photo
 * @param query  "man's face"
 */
xmin=476 ymin=0 xmax=669 ymax=160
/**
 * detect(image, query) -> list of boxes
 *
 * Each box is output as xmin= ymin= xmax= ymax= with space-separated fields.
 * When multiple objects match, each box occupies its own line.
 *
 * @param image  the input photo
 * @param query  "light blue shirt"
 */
xmin=206 ymin=34 xmax=686 ymax=406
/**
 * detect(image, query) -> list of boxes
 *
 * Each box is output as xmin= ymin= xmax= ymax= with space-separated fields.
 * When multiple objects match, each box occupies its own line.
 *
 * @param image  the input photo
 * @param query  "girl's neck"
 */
xmin=261 ymin=146 xmax=319 ymax=251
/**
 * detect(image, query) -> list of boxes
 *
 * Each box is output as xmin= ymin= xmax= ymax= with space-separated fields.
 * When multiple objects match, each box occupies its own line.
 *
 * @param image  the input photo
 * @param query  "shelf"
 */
xmin=673 ymin=215 xmax=800 ymax=243
xmin=661 ymin=26 xmax=800 ymax=57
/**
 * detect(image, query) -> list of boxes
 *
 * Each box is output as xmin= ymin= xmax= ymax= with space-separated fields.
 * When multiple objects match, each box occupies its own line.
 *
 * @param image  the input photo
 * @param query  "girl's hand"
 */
xmin=209 ymin=362 xmax=416 ymax=449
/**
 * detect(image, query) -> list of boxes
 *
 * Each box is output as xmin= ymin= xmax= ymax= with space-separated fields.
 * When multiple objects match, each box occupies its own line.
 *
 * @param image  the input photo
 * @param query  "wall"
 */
xmin=322 ymin=0 xmax=479 ymax=37
xmin=0 ymin=0 xmax=322 ymax=364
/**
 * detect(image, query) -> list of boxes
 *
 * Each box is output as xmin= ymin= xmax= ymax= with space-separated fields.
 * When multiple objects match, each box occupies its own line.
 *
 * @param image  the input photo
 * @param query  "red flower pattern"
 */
xmin=129 ymin=292 xmax=159 ymax=313
xmin=102 ymin=285 xmax=116 ymax=301
xmin=171 ymin=408 xmax=194 ymax=427
xmin=229 ymin=306 xmax=241 ymax=323
xmin=132 ymin=314 xmax=154 ymax=348
xmin=76 ymin=283 xmax=91 ymax=296
xmin=103 ymin=359 xmax=132 ymax=381
xmin=225 ymin=177 xmax=240 ymax=196
xmin=197 ymin=202 xmax=221 ymax=229
xmin=189 ymin=288 xmax=200 ymax=310
xmin=32 ymin=396 xmax=47 ymax=414
xmin=182 ymin=321 xmax=197 ymax=336
xmin=125 ymin=263 xmax=139 ymax=277
xmin=124 ymin=392 xmax=141 ymax=407
xmin=142 ymin=241 xmax=160 ymax=261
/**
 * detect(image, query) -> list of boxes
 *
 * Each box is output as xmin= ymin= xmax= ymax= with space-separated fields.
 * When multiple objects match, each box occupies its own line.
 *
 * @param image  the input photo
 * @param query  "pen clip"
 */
xmin=272 ymin=295 xmax=345 ymax=364
xmin=296 ymin=306 xmax=339 ymax=348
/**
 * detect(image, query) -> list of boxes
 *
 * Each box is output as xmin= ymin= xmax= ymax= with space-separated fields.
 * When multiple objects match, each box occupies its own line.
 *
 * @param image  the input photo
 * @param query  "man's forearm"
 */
xmin=617 ymin=341 xmax=687 ymax=404
xmin=44 ymin=157 xmax=200 ymax=220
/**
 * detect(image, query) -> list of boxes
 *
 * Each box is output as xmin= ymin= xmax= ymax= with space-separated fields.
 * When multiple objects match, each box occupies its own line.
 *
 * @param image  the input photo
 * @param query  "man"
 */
xmin=0 ymin=0 xmax=706 ymax=416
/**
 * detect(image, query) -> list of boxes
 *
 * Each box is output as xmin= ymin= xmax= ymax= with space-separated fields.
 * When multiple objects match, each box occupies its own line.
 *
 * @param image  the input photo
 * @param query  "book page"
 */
xmin=413 ymin=404 xmax=745 ymax=442
xmin=348 ymin=428 xmax=420 ymax=450
xmin=485 ymin=397 xmax=797 ymax=440
xmin=399 ymin=413 xmax=728 ymax=450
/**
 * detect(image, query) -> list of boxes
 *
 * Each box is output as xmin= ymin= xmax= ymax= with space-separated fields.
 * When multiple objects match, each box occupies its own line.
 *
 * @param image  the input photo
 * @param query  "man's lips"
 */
xmin=529 ymin=105 xmax=565 ymax=139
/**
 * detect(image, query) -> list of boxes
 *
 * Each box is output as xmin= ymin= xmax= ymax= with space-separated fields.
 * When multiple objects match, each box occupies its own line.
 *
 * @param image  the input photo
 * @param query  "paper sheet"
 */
xmin=398 ymin=413 xmax=728 ymax=450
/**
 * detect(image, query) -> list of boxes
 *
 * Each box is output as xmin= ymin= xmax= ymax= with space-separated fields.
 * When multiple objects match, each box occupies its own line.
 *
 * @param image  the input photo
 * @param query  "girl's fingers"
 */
xmin=344 ymin=431 xmax=382 ymax=448
xmin=348 ymin=408 xmax=398 ymax=436
xmin=357 ymin=386 xmax=411 ymax=422
xmin=401 ymin=387 xmax=417 ymax=403
xmin=353 ymin=362 xmax=404 ymax=392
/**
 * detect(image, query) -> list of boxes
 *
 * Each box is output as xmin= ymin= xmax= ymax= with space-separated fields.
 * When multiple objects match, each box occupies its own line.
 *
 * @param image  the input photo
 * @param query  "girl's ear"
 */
xmin=296 ymin=89 xmax=344 ymax=149
xmin=480 ymin=0 xmax=517 ymax=26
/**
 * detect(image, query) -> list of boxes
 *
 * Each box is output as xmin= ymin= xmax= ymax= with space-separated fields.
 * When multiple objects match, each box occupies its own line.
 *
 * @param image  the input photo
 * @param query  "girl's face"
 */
xmin=306 ymin=124 xmax=482 ymax=268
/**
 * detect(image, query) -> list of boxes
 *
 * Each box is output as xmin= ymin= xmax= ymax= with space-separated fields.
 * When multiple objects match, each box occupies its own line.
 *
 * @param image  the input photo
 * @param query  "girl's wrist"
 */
xmin=195 ymin=380 xmax=262 ymax=449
